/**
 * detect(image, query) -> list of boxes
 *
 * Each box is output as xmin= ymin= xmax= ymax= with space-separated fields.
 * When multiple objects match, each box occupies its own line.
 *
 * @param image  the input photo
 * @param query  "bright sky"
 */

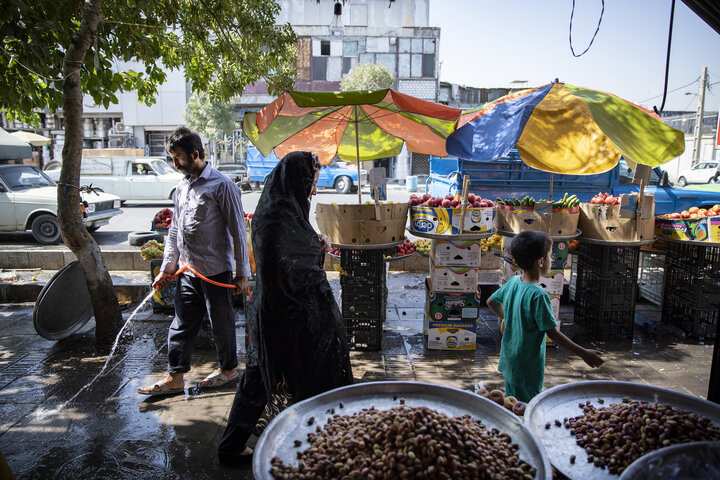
xmin=429 ymin=0 xmax=720 ymax=113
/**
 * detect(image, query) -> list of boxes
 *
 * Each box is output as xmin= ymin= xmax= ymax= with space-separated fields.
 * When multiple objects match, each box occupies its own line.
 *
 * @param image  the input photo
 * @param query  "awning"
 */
xmin=0 ymin=127 xmax=32 ymax=160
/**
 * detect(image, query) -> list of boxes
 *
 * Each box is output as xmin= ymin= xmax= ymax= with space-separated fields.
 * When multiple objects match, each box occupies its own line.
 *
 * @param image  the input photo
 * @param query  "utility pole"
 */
xmin=692 ymin=66 xmax=708 ymax=165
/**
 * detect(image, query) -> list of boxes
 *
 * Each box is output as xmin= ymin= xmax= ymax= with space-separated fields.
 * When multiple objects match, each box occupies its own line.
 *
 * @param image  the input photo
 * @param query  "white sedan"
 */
xmin=0 ymin=165 xmax=123 ymax=244
xmin=676 ymin=161 xmax=718 ymax=187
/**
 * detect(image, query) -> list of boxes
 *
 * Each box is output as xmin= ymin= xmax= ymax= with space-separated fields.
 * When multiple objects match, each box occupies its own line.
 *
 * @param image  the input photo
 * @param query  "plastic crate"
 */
xmin=662 ymin=293 xmax=718 ymax=340
xmin=344 ymin=318 xmax=383 ymax=351
xmin=573 ymin=304 xmax=635 ymax=341
xmin=339 ymin=249 xmax=386 ymax=284
xmin=572 ymin=244 xmax=641 ymax=341
xmin=637 ymin=251 xmax=665 ymax=307
xmin=663 ymin=266 xmax=720 ymax=308
xmin=576 ymin=242 xmax=640 ymax=278
xmin=665 ymin=241 xmax=720 ymax=274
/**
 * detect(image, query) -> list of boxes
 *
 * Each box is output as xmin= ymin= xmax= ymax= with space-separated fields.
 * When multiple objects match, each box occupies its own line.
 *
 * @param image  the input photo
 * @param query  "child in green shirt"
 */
xmin=487 ymin=231 xmax=604 ymax=402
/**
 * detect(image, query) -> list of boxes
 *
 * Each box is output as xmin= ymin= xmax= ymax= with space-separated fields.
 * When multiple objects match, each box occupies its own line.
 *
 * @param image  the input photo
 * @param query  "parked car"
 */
xmin=45 ymin=155 xmax=183 ymax=202
xmin=216 ymin=163 xmax=248 ymax=182
xmin=426 ymin=151 xmax=720 ymax=215
xmin=676 ymin=161 xmax=718 ymax=187
xmin=0 ymin=165 xmax=122 ymax=244
xmin=246 ymin=145 xmax=366 ymax=194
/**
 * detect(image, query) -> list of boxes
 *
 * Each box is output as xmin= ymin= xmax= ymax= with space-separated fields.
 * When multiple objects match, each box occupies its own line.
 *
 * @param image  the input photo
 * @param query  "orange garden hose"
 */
xmin=157 ymin=264 xmax=252 ymax=299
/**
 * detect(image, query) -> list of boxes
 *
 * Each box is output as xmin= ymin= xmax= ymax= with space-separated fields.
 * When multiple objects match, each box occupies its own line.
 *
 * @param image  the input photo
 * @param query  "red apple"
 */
xmin=467 ymin=193 xmax=477 ymax=203
xmin=441 ymin=199 xmax=453 ymax=208
xmin=451 ymin=200 xmax=460 ymax=208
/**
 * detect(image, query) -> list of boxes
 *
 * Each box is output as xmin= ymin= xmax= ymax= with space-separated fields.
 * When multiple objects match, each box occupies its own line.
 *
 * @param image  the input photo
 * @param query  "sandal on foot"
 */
xmin=198 ymin=369 xmax=239 ymax=389
xmin=137 ymin=382 xmax=185 ymax=396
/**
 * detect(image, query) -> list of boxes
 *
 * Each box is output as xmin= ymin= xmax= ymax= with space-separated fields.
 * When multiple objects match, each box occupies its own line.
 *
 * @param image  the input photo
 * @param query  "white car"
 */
xmin=676 ymin=161 xmax=718 ymax=187
xmin=0 ymin=165 xmax=123 ymax=244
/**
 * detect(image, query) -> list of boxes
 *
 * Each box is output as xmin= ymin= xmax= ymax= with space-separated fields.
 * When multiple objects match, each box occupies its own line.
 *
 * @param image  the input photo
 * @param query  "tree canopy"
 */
xmin=0 ymin=0 xmax=298 ymax=124
xmin=340 ymin=63 xmax=395 ymax=92
xmin=183 ymin=91 xmax=237 ymax=141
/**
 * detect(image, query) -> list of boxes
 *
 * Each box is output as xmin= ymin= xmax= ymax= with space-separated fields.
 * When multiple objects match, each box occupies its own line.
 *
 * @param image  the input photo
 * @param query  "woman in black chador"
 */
xmin=217 ymin=151 xmax=353 ymax=464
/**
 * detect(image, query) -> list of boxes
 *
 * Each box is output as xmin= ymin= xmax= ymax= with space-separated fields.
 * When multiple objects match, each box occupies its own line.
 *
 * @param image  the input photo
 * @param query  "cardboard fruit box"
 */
xmin=494 ymin=203 xmax=579 ymax=236
xmin=429 ymin=260 xmax=479 ymax=293
xmin=431 ymin=239 xmax=481 ymax=267
xmin=655 ymin=215 xmax=720 ymax=243
xmin=423 ymin=278 xmax=481 ymax=351
xmin=578 ymin=193 xmax=655 ymax=242
xmin=409 ymin=206 xmax=495 ymax=235
xmin=316 ymin=203 xmax=408 ymax=245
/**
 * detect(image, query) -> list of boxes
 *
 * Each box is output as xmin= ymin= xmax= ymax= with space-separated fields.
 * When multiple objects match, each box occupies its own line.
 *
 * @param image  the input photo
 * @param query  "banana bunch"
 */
xmin=480 ymin=233 xmax=502 ymax=253
xmin=553 ymin=192 xmax=580 ymax=208
xmin=496 ymin=196 xmax=536 ymax=207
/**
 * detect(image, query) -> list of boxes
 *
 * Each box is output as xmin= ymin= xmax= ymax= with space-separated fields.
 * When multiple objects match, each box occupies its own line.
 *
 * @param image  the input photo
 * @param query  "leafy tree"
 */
xmin=0 ymin=0 xmax=297 ymax=346
xmin=340 ymin=63 xmax=395 ymax=91
xmin=183 ymin=91 xmax=237 ymax=154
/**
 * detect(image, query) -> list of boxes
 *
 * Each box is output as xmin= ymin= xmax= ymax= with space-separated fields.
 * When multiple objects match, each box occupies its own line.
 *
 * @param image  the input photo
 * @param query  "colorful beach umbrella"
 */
xmin=446 ymin=82 xmax=685 ymax=175
xmin=243 ymin=89 xmax=461 ymax=202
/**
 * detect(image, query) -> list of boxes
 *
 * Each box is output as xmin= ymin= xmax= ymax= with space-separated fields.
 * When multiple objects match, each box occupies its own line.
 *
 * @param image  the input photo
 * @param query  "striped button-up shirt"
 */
xmin=161 ymin=163 xmax=250 ymax=278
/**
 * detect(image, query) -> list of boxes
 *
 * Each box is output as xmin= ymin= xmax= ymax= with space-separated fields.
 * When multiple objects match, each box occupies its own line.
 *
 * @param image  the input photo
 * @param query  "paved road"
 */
xmin=0 ymin=184 xmax=415 ymax=249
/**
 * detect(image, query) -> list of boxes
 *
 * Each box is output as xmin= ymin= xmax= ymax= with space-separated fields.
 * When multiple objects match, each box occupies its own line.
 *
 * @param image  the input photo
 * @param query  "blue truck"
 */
xmin=246 ymin=145 xmax=366 ymax=194
xmin=426 ymin=151 xmax=720 ymax=215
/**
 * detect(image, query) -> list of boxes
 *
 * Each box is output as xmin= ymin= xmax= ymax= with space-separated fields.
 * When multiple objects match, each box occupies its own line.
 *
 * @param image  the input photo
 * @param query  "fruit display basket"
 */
xmin=525 ymin=381 xmax=720 ymax=480
xmin=253 ymin=381 xmax=552 ymax=480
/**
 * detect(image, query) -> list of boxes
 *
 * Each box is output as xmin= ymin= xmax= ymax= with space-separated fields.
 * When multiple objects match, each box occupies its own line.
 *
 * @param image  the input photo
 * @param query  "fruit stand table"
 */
xmin=573 ymin=238 xmax=654 ymax=341
xmin=332 ymin=240 xmax=404 ymax=352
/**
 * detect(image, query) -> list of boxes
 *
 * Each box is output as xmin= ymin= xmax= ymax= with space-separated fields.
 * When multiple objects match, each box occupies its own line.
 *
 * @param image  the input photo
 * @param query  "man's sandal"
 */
xmin=137 ymin=382 xmax=185 ymax=396
xmin=198 ymin=369 xmax=239 ymax=389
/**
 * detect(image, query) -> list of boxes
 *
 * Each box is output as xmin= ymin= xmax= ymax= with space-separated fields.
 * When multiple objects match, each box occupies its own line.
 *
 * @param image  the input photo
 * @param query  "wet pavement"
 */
xmin=0 ymin=272 xmax=714 ymax=479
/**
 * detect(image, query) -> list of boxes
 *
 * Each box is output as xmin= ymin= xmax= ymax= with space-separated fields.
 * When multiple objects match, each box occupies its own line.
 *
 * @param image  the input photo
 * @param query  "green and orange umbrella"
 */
xmin=243 ymin=89 xmax=461 ymax=202
xmin=446 ymin=82 xmax=685 ymax=175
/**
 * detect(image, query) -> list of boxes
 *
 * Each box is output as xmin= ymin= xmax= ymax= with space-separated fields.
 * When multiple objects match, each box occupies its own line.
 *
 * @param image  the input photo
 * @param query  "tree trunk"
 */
xmin=58 ymin=0 xmax=122 ymax=348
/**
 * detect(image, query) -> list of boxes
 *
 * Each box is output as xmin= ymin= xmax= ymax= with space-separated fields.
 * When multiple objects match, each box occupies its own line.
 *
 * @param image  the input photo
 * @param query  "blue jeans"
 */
xmin=167 ymin=271 xmax=238 ymax=374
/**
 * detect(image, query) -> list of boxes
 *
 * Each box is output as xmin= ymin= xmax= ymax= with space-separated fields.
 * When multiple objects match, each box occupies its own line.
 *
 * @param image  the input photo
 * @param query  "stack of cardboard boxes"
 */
xmin=424 ymin=239 xmax=483 ymax=351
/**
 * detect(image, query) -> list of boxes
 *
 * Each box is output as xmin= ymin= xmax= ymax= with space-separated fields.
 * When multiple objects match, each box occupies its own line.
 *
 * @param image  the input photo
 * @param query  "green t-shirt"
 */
xmin=491 ymin=275 xmax=558 ymax=402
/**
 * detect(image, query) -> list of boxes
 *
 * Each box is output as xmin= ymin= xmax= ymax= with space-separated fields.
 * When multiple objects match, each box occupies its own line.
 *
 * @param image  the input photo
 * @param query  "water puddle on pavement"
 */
xmin=33 ymin=289 xmax=156 ymax=418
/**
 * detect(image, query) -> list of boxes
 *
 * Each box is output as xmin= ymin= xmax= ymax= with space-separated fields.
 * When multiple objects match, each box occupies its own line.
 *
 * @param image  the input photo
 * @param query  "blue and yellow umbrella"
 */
xmin=446 ymin=82 xmax=685 ymax=174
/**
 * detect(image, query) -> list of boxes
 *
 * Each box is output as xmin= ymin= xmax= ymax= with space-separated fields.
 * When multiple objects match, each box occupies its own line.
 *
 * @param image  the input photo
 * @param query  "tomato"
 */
xmin=669 ymin=213 xmax=681 ymax=219
xmin=690 ymin=213 xmax=699 ymax=219
xmin=681 ymin=211 xmax=690 ymax=218
xmin=689 ymin=206 xmax=700 ymax=214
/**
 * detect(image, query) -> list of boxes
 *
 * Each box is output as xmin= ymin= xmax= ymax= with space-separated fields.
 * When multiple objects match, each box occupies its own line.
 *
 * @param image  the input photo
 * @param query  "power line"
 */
xmin=639 ymin=76 xmax=700 ymax=103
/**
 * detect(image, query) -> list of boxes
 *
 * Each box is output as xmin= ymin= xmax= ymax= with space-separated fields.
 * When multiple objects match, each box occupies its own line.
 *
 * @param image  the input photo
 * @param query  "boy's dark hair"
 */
xmin=165 ymin=127 xmax=205 ymax=161
xmin=510 ymin=231 xmax=552 ymax=271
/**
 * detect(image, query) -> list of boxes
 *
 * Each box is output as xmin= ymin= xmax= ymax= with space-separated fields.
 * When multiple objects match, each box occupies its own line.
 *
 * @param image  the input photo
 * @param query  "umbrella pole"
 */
xmin=355 ymin=109 xmax=362 ymax=204
xmin=549 ymin=173 xmax=554 ymax=201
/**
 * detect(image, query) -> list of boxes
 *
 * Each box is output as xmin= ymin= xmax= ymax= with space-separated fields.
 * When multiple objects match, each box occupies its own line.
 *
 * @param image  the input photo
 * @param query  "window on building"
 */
xmin=398 ymin=38 xmax=411 ymax=53
xmin=320 ymin=40 xmax=330 ymax=56
xmin=422 ymin=54 xmax=435 ymax=78
xmin=343 ymin=57 xmax=353 ymax=74
xmin=343 ymin=40 xmax=358 ymax=57
xmin=313 ymin=56 xmax=327 ymax=81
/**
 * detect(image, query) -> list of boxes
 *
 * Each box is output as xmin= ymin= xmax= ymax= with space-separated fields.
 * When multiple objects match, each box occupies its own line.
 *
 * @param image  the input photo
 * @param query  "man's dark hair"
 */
xmin=165 ymin=127 xmax=205 ymax=161
xmin=510 ymin=231 xmax=552 ymax=271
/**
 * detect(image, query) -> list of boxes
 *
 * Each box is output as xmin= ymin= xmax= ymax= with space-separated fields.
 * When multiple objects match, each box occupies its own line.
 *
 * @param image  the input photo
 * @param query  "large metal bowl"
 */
xmin=619 ymin=441 xmax=720 ymax=480
xmin=253 ymin=381 xmax=552 ymax=479
xmin=525 ymin=381 xmax=720 ymax=480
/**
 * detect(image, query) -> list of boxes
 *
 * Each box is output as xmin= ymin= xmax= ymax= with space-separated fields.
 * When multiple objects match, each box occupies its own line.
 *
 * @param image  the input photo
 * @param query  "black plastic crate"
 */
xmin=575 ymin=270 xmax=637 ymax=311
xmin=665 ymin=241 xmax=720 ymax=274
xmin=340 ymin=249 xmax=386 ymax=283
xmin=663 ymin=266 xmax=720 ymax=308
xmin=662 ymin=293 xmax=718 ymax=340
xmin=574 ymin=300 xmax=635 ymax=340
xmin=343 ymin=315 xmax=383 ymax=351
xmin=576 ymin=242 xmax=641 ymax=278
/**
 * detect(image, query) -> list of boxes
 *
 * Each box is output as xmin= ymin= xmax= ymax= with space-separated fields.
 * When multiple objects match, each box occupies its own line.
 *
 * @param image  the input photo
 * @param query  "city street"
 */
xmin=0 ymin=184 xmax=416 ymax=249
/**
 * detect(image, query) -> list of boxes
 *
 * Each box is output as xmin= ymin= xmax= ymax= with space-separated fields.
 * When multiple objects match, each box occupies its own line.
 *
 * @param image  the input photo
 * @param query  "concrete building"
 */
xmin=438 ymin=82 xmax=509 ymax=110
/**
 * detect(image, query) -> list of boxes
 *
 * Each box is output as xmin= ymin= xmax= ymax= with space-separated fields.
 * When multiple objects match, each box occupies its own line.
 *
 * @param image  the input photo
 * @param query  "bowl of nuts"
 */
xmin=525 ymin=381 xmax=720 ymax=479
xmin=619 ymin=440 xmax=720 ymax=480
xmin=253 ymin=381 xmax=552 ymax=479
